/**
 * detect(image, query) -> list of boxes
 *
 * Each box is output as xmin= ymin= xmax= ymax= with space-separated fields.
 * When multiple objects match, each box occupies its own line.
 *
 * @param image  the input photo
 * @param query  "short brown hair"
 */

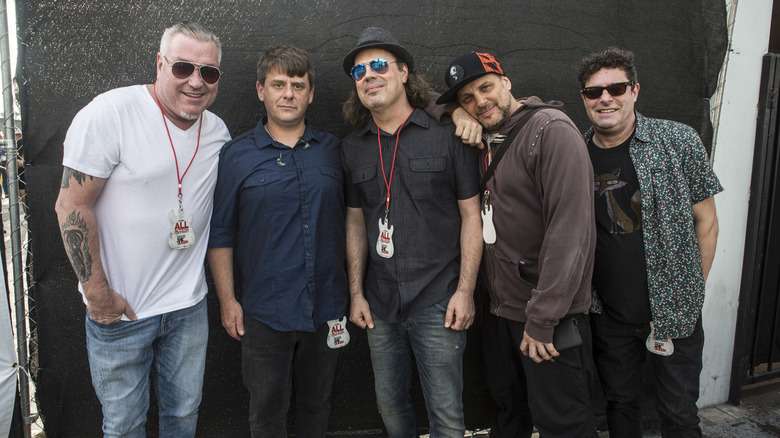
xmin=257 ymin=45 xmax=315 ymax=87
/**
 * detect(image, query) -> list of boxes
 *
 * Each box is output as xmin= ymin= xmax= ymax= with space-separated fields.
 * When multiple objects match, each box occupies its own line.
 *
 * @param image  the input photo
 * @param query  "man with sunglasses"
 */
xmin=436 ymin=52 xmax=597 ymax=438
xmin=55 ymin=22 xmax=229 ymax=436
xmin=341 ymin=27 xmax=482 ymax=437
xmin=577 ymin=47 xmax=722 ymax=437
xmin=208 ymin=45 xmax=348 ymax=437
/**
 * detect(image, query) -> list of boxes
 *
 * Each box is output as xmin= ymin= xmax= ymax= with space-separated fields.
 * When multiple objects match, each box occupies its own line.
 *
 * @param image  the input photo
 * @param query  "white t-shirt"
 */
xmin=63 ymin=85 xmax=230 ymax=319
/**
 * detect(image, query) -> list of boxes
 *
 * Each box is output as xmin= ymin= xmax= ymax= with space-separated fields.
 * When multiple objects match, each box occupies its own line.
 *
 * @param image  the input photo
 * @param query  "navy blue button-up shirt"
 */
xmin=209 ymin=118 xmax=348 ymax=332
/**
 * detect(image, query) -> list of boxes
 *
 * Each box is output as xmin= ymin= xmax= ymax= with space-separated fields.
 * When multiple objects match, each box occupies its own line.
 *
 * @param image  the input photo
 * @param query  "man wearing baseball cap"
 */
xmin=438 ymin=52 xmax=597 ymax=437
xmin=341 ymin=28 xmax=482 ymax=437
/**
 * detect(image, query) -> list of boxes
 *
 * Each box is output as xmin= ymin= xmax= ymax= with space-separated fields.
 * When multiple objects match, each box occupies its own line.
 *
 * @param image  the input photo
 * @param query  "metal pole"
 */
xmin=0 ymin=0 xmax=32 ymax=436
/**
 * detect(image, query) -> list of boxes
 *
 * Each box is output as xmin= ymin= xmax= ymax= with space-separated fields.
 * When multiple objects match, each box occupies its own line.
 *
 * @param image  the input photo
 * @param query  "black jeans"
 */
xmin=483 ymin=312 xmax=597 ymax=438
xmin=241 ymin=317 xmax=341 ymax=438
xmin=590 ymin=312 xmax=704 ymax=438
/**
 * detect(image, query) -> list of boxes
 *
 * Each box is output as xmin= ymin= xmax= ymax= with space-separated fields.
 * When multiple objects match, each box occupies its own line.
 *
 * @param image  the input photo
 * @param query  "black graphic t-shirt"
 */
xmin=588 ymin=135 xmax=652 ymax=323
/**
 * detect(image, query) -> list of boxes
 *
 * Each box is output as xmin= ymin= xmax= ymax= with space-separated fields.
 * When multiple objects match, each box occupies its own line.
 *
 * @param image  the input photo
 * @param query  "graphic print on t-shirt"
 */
xmin=594 ymin=167 xmax=642 ymax=234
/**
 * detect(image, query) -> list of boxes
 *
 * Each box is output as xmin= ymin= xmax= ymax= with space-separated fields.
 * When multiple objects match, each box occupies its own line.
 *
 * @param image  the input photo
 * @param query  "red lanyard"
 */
xmin=377 ymin=112 xmax=412 ymax=217
xmin=153 ymin=83 xmax=202 ymax=209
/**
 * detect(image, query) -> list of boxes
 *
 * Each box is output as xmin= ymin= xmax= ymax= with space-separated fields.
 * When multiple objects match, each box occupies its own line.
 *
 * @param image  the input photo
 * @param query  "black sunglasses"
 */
xmin=581 ymin=81 xmax=634 ymax=100
xmin=164 ymin=55 xmax=222 ymax=85
xmin=350 ymin=58 xmax=399 ymax=81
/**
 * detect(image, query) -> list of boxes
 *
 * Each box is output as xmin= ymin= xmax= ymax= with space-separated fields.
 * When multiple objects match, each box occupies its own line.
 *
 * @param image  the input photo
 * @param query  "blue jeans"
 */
xmin=367 ymin=297 xmax=466 ymax=438
xmin=591 ymin=311 xmax=704 ymax=438
xmin=241 ymin=317 xmax=341 ymax=438
xmin=85 ymin=297 xmax=208 ymax=438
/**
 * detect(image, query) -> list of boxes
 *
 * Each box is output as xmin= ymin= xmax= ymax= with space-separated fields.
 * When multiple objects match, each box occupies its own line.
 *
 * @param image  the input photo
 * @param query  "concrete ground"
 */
xmin=460 ymin=378 xmax=780 ymax=438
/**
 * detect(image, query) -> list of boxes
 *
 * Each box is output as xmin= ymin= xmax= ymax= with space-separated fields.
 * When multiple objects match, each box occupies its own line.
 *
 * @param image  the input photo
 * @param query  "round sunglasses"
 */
xmin=350 ymin=58 xmax=400 ymax=81
xmin=581 ymin=81 xmax=634 ymax=100
xmin=164 ymin=55 xmax=222 ymax=85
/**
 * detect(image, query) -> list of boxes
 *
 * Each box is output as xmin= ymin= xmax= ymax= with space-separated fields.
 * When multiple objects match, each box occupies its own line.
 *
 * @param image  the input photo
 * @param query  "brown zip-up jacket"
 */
xmin=482 ymin=97 xmax=595 ymax=343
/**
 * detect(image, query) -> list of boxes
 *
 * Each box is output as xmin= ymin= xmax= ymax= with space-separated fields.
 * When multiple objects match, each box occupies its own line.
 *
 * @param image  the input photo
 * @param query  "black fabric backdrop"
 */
xmin=17 ymin=1 xmax=727 ymax=436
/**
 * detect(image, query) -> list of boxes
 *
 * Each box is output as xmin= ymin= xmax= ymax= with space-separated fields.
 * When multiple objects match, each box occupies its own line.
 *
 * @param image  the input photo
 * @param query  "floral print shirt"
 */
xmin=584 ymin=112 xmax=723 ymax=339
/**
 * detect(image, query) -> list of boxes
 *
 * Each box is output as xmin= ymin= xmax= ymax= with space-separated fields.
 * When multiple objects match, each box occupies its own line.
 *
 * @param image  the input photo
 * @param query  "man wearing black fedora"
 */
xmin=340 ymin=27 xmax=482 ymax=437
xmin=436 ymin=52 xmax=598 ymax=437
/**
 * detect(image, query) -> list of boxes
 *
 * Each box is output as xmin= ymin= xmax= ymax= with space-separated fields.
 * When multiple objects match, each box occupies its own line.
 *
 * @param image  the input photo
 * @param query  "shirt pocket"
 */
xmin=649 ymin=164 xmax=689 ymax=219
xmin=242 ymin=172 xmax=282 ymax=215
xmin=410 ymin=156 xmax=447 ymax=199
xmin=319 ymin=166 xmax=345 ymax=204
xmin=351 ymin=165 xmax=381 ymax=206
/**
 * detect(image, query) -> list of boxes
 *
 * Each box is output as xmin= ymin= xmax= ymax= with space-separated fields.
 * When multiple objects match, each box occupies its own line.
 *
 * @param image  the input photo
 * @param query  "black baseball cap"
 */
xmin=436 ymin=52 xmax=505 ymax=104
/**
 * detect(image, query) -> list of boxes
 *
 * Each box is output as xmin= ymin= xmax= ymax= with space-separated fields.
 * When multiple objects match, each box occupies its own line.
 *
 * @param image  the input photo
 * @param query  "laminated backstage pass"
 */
xmin=327 ymin=317 xmax=350 ymax=349
xmin=168 ymin=209 xmax=195 ymax=250
xmin=376 ymin=218 xmax=395 ymax=258
xmin=481 ymin=204 xmax=497 ymax=244
xmin=646 ymin=322 xmax=674 ymax=356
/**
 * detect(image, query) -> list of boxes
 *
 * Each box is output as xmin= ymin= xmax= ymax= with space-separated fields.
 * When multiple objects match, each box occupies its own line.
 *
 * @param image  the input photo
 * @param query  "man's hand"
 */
xmin=86 ymin=287 xmax=137 ymax=324
xmin=220 ymin=298 xmax=245 ymax=341
xmin=452 ymin=107 xmax=483 ymax=147
xmin=520 ymin=331 xmax=559 ymax=363
xmin=349 ymin=294 xmax=374 ymax=329
xmin=445 ymin=289 xmax=475 ymax=330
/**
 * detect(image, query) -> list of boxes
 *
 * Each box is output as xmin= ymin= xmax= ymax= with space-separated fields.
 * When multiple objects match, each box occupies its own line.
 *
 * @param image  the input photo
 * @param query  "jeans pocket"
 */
xmin=552 ymin=343 xmax=584 ymax=371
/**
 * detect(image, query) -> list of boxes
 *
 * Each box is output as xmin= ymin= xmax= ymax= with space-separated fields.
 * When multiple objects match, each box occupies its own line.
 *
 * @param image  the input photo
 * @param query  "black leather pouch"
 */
xmin=552 ymin=316 xmax=583 ymax=351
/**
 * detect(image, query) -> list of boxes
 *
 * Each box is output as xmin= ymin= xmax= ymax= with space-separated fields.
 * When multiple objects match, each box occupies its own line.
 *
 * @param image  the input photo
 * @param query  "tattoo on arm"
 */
xmin=61 ymin=167 xmax=93 ymax=189
xmin=61 ymin=211 xmax=93 ymax=282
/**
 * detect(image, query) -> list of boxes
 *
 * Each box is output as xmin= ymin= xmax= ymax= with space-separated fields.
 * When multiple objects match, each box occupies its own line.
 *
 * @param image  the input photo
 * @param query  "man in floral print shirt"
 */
xmin=577 ymin=47 xmax=722 ymax=438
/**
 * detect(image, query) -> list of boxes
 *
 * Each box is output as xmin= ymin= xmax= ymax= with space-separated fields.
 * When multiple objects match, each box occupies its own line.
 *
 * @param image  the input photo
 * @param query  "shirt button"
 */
xmin=401 ymin=282 xmax=406 ymax=286
xmin=301 ymin=196 xmax=306 ymax=201
xmin=304 ymin=224 xmax=309 ymax=229
xmin=306 ymin=252 xmax=311 ymax=257
xmin=260 ymin=178 xmax=265 ymax=183
xmin=308 ymin=278 xmax=313 ymax=283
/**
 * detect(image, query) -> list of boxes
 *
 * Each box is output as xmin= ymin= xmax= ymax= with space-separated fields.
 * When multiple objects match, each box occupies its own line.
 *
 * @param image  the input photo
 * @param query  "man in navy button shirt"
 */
xmin=207 ymin=45 xmax=348 ymax=437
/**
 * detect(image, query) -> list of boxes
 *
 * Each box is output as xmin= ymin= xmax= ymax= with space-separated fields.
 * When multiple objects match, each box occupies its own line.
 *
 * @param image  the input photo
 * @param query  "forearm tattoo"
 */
xmin=61 ymin=211 xmax=93 ymax=282
xmin=61 ymin=167 xmax=92 ymax=189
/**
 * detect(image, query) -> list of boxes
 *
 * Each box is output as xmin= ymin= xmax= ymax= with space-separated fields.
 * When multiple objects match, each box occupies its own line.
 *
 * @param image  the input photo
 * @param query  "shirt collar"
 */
xmin=631 ymin=112 xmax=650 ymax=143
xmin=253 ymin=116 xmax=322 ymax=149
xmin=356 ymin=108 xmax=429 ymax=136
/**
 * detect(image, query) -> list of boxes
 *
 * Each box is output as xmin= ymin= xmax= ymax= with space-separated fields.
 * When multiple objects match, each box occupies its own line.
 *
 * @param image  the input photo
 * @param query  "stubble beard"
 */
xmin=480 ymin=101 xmax=512 ymax=133
xmin=179 ymin=110 xmax=200 ymax=121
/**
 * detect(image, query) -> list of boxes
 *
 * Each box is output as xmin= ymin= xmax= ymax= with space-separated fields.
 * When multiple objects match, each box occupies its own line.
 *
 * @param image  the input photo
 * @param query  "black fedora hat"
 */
xmin=436 ymin=52 xmax=505 ymax=104
xmin=342 ymin=27 xmax=415 ymax=76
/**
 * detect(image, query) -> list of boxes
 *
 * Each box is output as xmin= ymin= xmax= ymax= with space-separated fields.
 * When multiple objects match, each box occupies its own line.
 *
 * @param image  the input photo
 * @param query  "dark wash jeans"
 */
xmin=241 ymin=316 xmax=341 ymax=438
xmin=483 ymin=312 xmax=597 ymax=438
xmin=590 ymin=311 xmax=704 ymax=438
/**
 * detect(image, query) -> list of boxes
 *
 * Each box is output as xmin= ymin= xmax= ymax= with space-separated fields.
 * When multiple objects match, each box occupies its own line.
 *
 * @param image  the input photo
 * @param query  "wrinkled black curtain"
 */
xmin=18 ymin=1 xmax=726 ymax=436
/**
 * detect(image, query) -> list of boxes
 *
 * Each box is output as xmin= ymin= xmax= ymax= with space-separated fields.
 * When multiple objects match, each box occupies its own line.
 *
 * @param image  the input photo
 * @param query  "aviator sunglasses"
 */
xmin=164 ymin=55 xmax=222 ymax=85
xmin=581 ymin=81 xmax=635 ymax=100
xmin=350 ymin=58 xmax=399 ymax=81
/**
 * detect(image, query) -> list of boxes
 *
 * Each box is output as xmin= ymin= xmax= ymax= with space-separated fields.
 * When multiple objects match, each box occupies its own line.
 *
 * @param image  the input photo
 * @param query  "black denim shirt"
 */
xmin=342 ymin=109 xmax=480 ymax=322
